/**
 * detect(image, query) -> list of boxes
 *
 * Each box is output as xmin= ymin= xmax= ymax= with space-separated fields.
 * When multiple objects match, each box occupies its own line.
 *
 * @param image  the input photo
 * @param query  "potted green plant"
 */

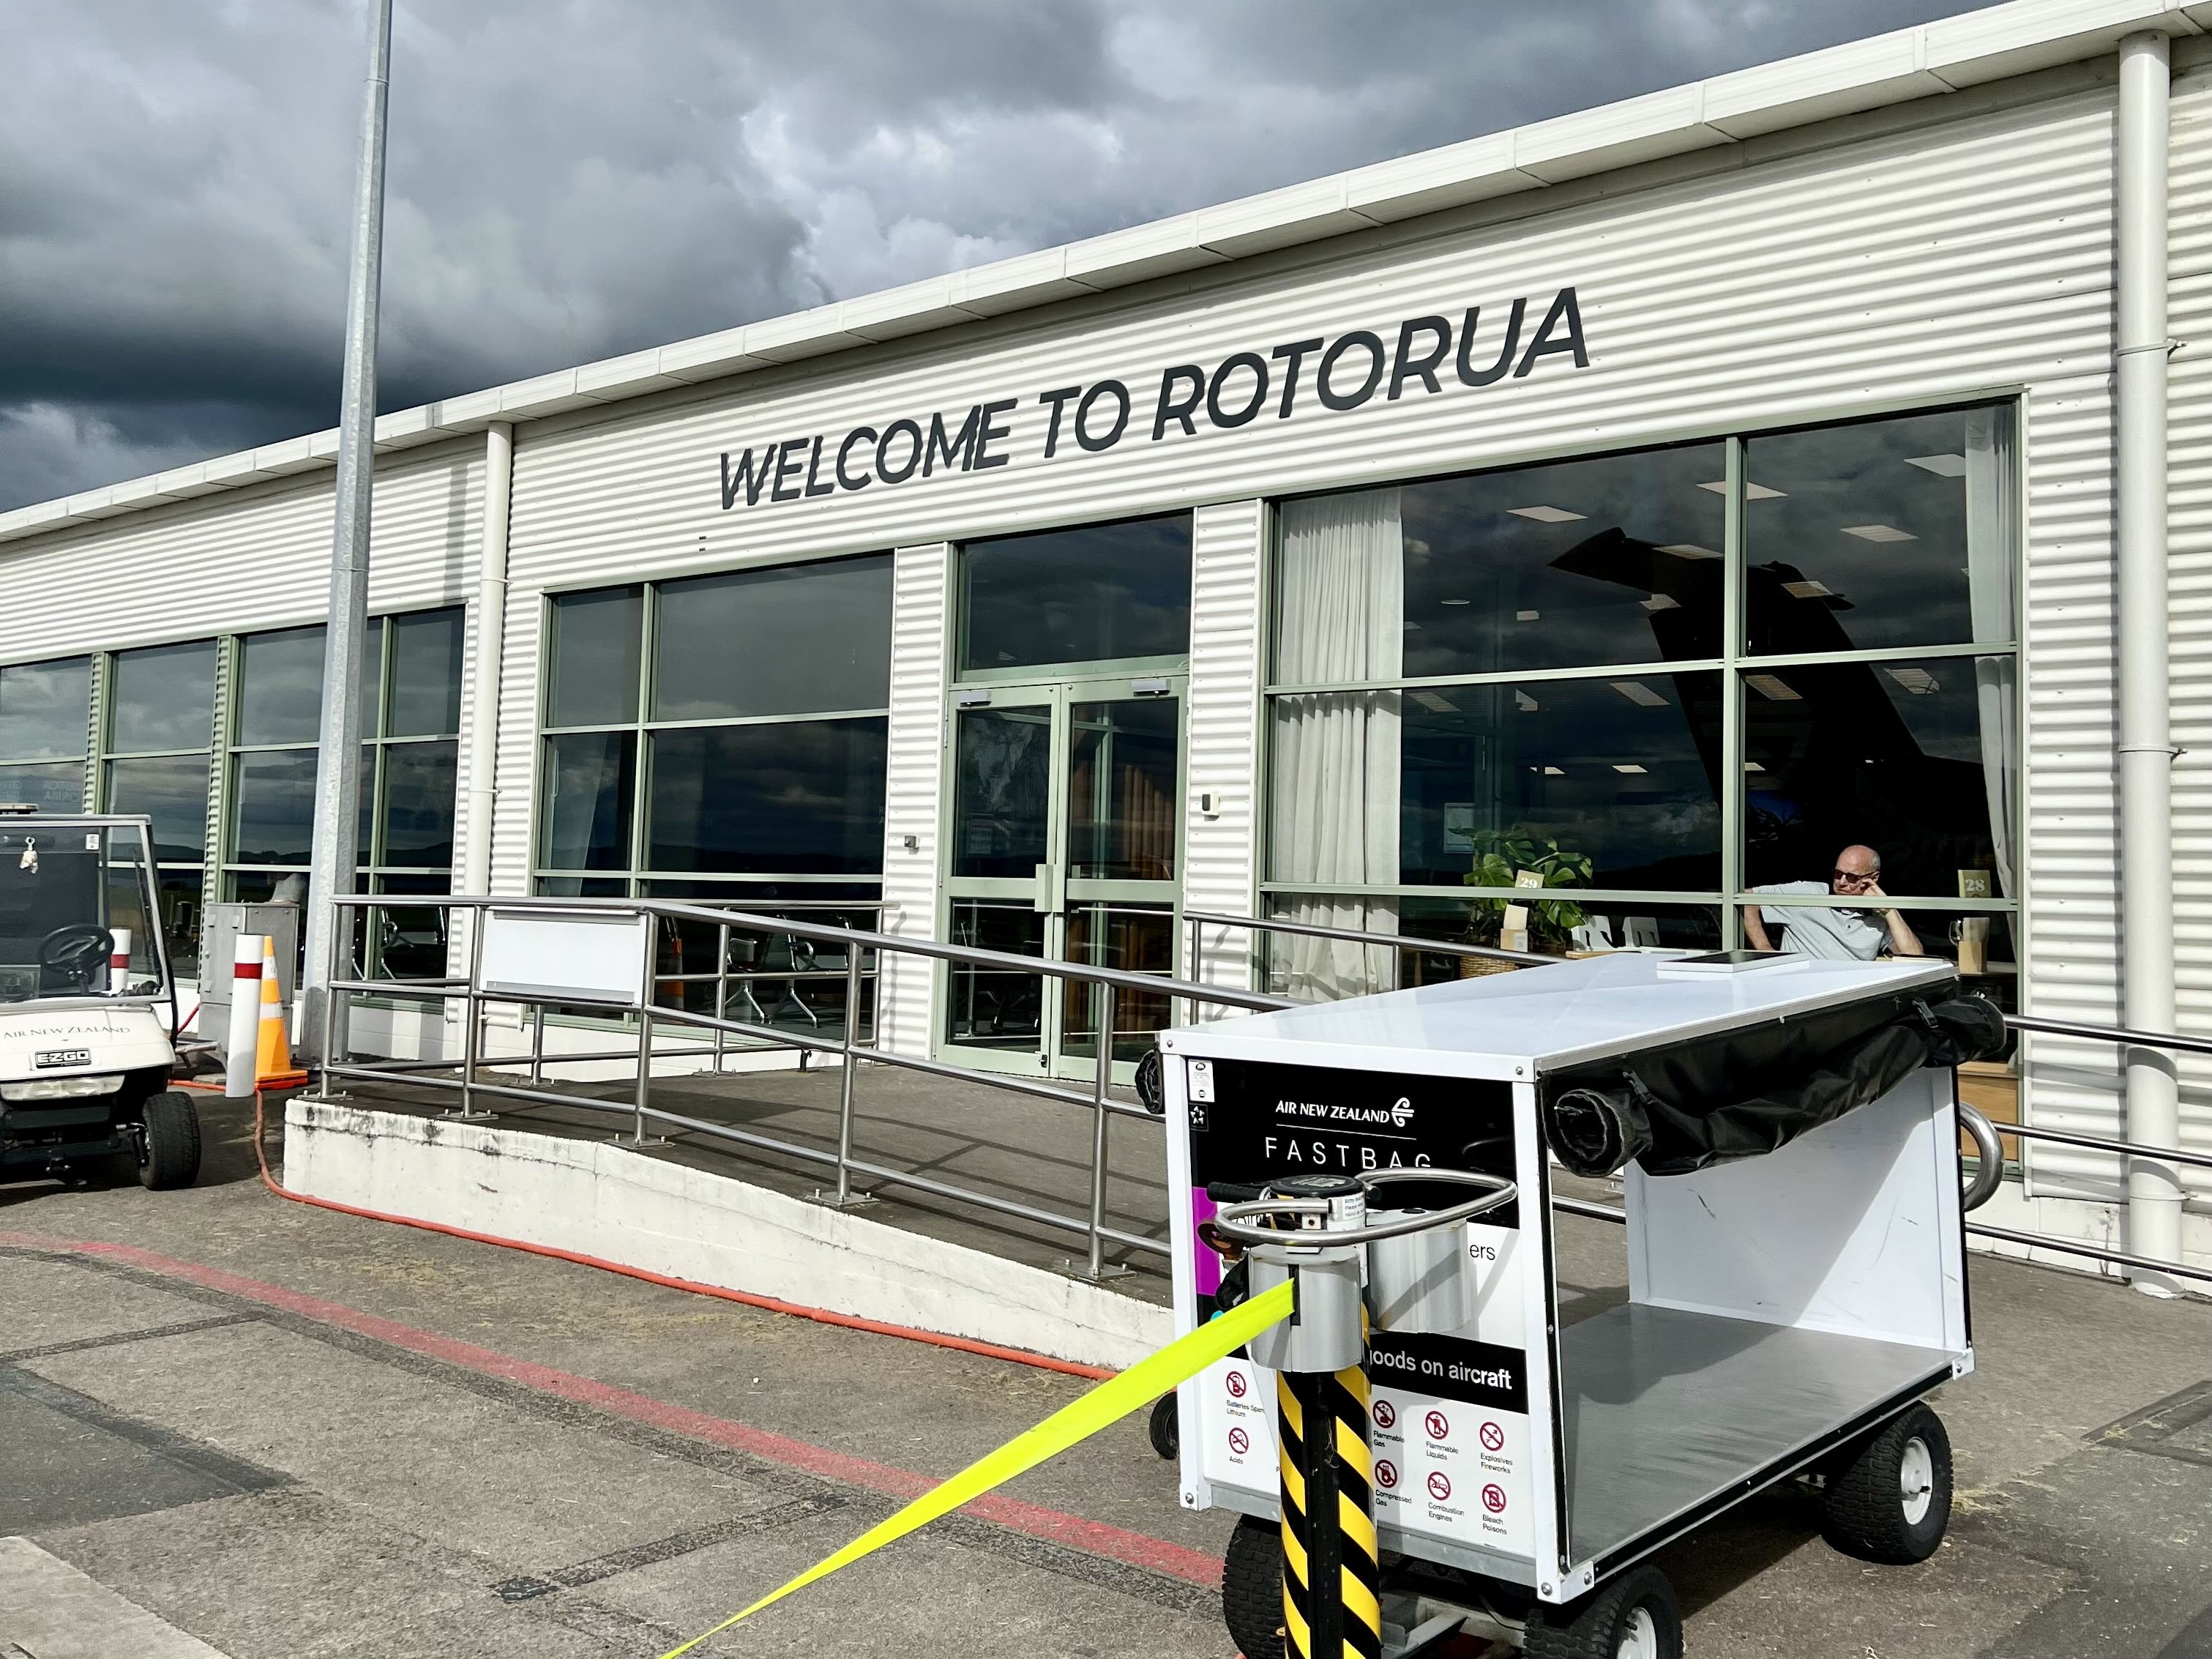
xmin=1460 ymin=830 xmax=1595 ymax=963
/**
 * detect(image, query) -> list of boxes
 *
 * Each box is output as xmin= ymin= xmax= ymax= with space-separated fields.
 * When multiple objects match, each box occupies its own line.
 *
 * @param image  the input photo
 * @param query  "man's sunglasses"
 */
xmin=1831 ymin=868 xmax=1879 ymax=885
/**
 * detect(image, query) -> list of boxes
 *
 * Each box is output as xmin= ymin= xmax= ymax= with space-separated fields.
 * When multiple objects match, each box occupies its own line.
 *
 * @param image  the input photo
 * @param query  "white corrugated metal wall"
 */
xmin=1184 ymin=500 xmax=1267 ymax=995
xmin=878 ymin=543 xmax=952 ymax=1057
xmin=0 ymin=442 xmax=480 ymax=659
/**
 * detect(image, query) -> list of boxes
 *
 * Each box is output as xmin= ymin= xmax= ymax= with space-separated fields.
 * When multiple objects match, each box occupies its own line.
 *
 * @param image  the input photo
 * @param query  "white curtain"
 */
xmin=1965 ymin=407 xmax=2018 ymax=898
xmin=1271 ymin=490 xmax=1403 ymax=999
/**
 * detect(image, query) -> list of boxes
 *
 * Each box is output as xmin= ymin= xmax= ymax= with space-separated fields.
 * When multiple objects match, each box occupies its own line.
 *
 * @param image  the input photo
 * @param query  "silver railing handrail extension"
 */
xmin=317 ymin=892 xmax=1292 ymax=1280
xmin=2004 ymin=1010 xmax=2212 ymax=1059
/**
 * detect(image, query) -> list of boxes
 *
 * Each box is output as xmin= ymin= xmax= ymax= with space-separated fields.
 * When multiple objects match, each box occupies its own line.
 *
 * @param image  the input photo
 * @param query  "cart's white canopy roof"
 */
xmin=1164 ymin=952 xmax=1956 ymax=1078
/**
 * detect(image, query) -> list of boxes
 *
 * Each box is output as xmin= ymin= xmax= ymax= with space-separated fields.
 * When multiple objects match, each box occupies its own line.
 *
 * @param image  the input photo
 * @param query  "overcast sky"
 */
xmin=1 ymin=0 xmax=1993 ymax=511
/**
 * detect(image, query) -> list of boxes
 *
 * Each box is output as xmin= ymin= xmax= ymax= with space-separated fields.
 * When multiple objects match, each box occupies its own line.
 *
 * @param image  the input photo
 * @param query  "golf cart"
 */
xmin=0 ymin=810 xmax=198 ymax=1189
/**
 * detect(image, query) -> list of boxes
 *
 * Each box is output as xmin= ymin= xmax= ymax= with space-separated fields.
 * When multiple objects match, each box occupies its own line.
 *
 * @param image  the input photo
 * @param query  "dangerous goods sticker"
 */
xmin=1369 ymin=1384 xmax=1532 ymax=1558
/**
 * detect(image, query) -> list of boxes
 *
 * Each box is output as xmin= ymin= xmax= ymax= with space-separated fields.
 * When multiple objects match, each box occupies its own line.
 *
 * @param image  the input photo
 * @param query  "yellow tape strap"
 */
xmin=657 ymin=1277 xmax=1297 ymax=1659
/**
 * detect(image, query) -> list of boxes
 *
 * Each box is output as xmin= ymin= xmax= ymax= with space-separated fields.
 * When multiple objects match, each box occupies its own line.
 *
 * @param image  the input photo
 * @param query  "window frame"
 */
xmin=533 ymin=553 xmax=896 ymax=899
xmin=1257 ymin=400 xmax=2025 ymax=951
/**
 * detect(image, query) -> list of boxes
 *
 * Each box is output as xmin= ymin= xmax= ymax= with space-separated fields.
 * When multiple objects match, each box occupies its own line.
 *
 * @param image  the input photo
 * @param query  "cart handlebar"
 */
xmin=1208 ymin=1168 xmax=1518 ymax=1250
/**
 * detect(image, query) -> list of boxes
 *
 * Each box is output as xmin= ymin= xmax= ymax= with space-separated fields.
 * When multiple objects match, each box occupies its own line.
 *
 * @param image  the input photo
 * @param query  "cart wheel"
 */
xmin=1820 ymin=1402 xmax=1951 ymax=1564
xmin=138 ymin=1092 xmax=201 ymax=1190
xmin=1221 ymin=1515 xmax=1285 ymax=1659
xmin=1522 ymin=1564 xmax=1681 ymax=1659
xmin=1148 ymin=1393 xmax=1180 ymax=1461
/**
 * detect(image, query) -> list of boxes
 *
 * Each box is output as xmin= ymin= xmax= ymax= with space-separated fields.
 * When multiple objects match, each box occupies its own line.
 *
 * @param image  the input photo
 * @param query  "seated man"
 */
xmin=1743 ymin=843 xmax=1925 ymax=961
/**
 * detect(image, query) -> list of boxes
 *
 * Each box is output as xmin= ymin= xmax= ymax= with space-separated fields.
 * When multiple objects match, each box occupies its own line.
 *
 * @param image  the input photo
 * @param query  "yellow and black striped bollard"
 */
xmin=1277 ymin=1364 xmax=1383 ymax=1659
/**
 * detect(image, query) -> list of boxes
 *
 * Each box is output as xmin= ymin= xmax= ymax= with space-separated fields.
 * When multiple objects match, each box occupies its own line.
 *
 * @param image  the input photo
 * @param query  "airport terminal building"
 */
xmin=2 ymin=0 xmax=2208 ymax=1270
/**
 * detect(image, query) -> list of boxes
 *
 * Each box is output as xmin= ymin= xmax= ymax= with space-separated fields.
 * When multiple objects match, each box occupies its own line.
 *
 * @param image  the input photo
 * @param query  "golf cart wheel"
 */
xmin=1221 ymin=1515 xmax=1285 ymax=1659
xmin=138 ymin=1092 xmax=201 ymax=1190
xmin=1522 ymin=1563 xmax=1681 ymax=1659
xmin=1148 ymin=1393 xmax=1180 ymax=1461
xmin=1820 ymin=1402 xmax=1951 ymax=1565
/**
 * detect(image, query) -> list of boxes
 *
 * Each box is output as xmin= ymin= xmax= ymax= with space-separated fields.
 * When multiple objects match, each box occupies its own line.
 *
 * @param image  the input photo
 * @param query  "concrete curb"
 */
xmin=283 ymin=1098 xmax=1173 ymax=1369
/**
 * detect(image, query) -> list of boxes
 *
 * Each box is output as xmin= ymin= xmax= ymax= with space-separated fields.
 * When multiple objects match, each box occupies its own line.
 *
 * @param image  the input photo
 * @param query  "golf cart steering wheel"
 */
xmin=39 ymin=924 xmax=114 ymax=994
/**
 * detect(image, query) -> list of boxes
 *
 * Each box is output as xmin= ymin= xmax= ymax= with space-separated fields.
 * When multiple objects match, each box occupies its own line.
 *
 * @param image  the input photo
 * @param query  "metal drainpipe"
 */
xmin=2115 ymin=31 xmax=2183 ymax=1297
xmin=461 ymin=421 xmax=513 ymax=903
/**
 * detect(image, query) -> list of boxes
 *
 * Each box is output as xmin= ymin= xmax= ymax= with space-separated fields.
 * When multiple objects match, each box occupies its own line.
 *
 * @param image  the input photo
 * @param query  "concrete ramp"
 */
xmin=283 ymin=1098 xmax=1172 ymax=1370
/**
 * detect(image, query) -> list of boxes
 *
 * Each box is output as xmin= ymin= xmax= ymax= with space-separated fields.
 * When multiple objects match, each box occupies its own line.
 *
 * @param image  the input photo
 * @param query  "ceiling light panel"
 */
xmin=1613 ymin=763 xmax=1648 ymax=774
xmin=1409 ymin=690 xmax=1459 ymax=712
xmin=1641 ymin=594 xmax=1680 ymax=611
xmin=1780 ymin=578 xmax=1834 ymax=599
xmin=1883 ymin=666 xmax=1940 ymax=695
xmin=1744 ymin=674 xmax=1801 ymax=701
xmin=1700 ymin=481 xmax=1786 ymax=499
xmin=1508 ymin=504 xmax=1586 ymax=523
xmin=1658 ymin=543 xmax=1722 ymax=559
xmin=1842 ymin=523 xmax=1916 ymax=543
xmin=1904 ymin=453 xmax=1968 ymax=477
xmin=1611 ymin=681 xmax=1667 ymax=707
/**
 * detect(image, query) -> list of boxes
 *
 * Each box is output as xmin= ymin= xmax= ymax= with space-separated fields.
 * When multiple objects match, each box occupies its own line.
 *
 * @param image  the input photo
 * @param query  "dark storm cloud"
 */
xmin=1 ymin=0 xmax=1988 ymax=510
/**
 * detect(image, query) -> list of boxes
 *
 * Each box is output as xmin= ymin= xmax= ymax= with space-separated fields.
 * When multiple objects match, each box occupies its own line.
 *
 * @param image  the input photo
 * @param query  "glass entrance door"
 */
xmin=942 ymin=678 xmax=1183 ymax=1082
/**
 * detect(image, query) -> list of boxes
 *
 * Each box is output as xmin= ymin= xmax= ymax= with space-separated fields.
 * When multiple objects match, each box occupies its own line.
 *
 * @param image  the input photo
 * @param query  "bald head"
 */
xmin=1832 ymin=845 xmax=1882 ymax=895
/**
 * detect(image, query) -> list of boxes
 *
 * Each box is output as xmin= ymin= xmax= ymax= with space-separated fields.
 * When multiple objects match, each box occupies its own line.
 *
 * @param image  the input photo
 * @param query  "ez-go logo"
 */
xmin=34 ymin=1049 xmax=89 ymax=1068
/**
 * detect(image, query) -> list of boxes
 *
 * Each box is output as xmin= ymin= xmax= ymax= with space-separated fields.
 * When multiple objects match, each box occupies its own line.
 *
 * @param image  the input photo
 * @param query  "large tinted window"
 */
xmin=388 ymin=609 xmax=465 ymax=737
xmin=231 ymin=750 xmax=318 ymax=865
xmin=236 ymin=626 xmax=325 ymax=746
xmin=1394 ymin=445 xmax=1725 ymax=679
xmin=542 ymin=731 xmax=635 ymax=870
xmin=105 ymin=756 xmax=209 ymax=862
xmin=655 ymin=556 xmax=892 ymax=720
xmin=548 ymin=588 xmax=642 ymax=727
xmin=1744 ymin=407 xmax=2014 ymax=656
xmin=647 ymin=720 xmax=889 ymax=873
xmin=111 ymin=641 xmax=216 ymax=753
xmin=1744 ymin=655 xmax=2010 ymax=897
xmin=1261 ymin=403 xmax=2018 ymax=1002
xmin=961 ymin=515 xmax=1191 ymax=672
xmin=0 ymin=657 xmax=91 ymax=761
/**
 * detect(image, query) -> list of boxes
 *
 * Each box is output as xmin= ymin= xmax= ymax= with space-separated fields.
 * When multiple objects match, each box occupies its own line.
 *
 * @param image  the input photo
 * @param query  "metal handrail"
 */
xmin=318 ymin=892 xmax=1294 ymax=1280
xmin=1184 ymin=909 xmax=1544 ymax=967
xmin=2004 ymin=1010 xmax=2212 ymax=1058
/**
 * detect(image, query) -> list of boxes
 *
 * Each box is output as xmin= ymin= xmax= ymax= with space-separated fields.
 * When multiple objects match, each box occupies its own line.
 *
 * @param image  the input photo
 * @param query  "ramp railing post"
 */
xmin=450 ymin=906 xmax=492 ymax=1121
xmin=529 ymin=1001 xmax=545 ymax=1086
xmin=834 ymin=946 xmax=864 ymax=1206
xmin=713 ymin=920 xmax=730 ymax=1074
xmin=1083 ymin=984 xmax=1127 ymax=1280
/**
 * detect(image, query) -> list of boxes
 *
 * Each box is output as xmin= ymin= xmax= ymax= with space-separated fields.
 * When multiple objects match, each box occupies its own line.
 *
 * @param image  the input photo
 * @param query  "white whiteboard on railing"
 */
xmin=477 ymin=909 xmax=651 ymax=1007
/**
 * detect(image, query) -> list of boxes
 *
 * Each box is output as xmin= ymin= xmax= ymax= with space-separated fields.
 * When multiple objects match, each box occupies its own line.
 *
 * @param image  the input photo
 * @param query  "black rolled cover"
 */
xmin=1540 ymin=991 xmax=2008 ymax=1178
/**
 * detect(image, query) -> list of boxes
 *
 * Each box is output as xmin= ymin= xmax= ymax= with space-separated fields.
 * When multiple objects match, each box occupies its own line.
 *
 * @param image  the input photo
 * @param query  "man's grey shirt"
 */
xmin=1755 ymin=880 xmax=1884 ymax=961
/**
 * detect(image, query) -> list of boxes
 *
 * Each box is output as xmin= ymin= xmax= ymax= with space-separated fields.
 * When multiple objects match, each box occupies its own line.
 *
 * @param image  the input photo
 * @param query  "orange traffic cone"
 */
xmin=255 ymin=936 xmax=308 ymax=1090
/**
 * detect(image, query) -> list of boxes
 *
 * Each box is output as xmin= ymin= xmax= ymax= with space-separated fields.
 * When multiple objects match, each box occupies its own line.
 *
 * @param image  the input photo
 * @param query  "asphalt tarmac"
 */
xmin=1 ymin=1092 xmax=2208 ymax=1658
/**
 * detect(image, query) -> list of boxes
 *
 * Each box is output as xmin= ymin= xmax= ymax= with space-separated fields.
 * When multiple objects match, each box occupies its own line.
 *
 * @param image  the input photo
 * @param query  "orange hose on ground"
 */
xmin=202 ymin=1080 xmax=1114 ymax=1382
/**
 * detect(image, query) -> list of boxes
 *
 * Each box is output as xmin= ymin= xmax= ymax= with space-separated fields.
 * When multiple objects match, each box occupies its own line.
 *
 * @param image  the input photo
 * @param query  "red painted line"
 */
xmin=0 ymin=1231 xmax=1223 ymax=1589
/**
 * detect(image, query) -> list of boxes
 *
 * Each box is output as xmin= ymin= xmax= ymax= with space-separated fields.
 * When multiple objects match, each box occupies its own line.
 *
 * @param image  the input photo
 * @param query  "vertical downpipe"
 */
xmin=2116 ymin=32 xmax=2183 ymax=1296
